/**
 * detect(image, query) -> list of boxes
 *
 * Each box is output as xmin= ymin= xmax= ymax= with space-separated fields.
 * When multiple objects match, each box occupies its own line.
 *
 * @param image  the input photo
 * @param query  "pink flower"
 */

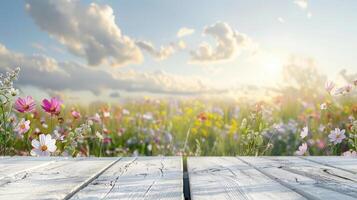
xmin=295 ymin=143 xmax=308 ymax=156
xmin=15 ymin=119 xmax=30 ymax=134
xmin=41 ymin=97 xmax=62 ymax=115
xmin=14 ymin=96 xmax=36 ymax=113
xmin=328 ymin=128 xmax=346 ymax=145
xmin=325 ymin=81 xmax=335 ymax=94
xmin=71 ymin=110 xmax=81 ymax=119
xmin=342 ymin=150 xmax=357 ymax=157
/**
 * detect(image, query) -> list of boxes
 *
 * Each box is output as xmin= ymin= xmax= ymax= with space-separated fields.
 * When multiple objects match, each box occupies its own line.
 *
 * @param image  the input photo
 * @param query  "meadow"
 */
xmin=0 ymin=66 xmax=357 ymax=157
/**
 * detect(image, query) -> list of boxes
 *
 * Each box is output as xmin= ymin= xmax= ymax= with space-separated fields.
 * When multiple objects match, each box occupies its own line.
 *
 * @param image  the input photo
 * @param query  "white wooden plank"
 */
xmin=0 ymin=156 xmax=64 ymax=180
xmin=301 ymin=156 xmax=357 ymax=174
xmin=70 ymin=156 xmax=183 ymax=200
xmin=188 ymin=157 xmax=304 ymax=200
xmin=0 ymin=157 xmax=118 ymax=200
xmin=239 ymin=156 xmax=357 ymax=200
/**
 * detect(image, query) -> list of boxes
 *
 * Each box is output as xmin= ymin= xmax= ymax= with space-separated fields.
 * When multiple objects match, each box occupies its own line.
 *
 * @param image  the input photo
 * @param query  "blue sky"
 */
xmin=0 ymin=0 xmax=356 ymax=101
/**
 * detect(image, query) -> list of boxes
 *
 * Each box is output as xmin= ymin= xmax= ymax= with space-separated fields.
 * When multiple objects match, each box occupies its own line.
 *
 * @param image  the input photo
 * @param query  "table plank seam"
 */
xmin=63 ymin=157 xmax=122 ymax=200
xmin=299 ymin=157 xmax=357 ymax=175
xmin=236 ymin=157 xmax=319 ymax=200
xmin=261 ymin=157 xmax=357 ymax=199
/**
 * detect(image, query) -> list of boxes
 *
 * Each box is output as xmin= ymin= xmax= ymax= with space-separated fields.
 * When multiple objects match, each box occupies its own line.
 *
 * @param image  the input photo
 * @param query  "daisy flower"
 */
xmin=30 ymin=134 xmax=57 ymax=157
xmin=15 ymin=119 xmax=30 ymax=134
xmin=328 ymin=128 xmax=346 ymax=145
xmin=295 ymin=143 xmax=308 ymax=156
xmin=320 ymin=103 xmax=327 ymax=110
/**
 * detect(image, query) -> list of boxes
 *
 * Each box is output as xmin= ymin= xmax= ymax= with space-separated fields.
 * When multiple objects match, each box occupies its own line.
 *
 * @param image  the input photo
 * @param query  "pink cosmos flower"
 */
xmin=325 ymin=81 xmax=335 ymax=94
xmin=15 ymin=119 xmax=30 ymax=134
xmin=71 ymin=110 xmax=81 ymax=119
xmin=14 ymin=96 xmax=36 ymax=113
xmin=295 ymin=143 xmax=308 ymax=156
xmin=41 ymin=97 xmax=62 ymax=115
xmin=328 ymin=128 xmax=346 ymax=145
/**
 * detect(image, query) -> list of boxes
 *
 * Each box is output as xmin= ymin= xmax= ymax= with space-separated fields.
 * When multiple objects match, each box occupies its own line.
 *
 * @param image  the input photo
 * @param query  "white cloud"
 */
xmin=136 ymin=40 xmax=186 ymax=61
xmin=25 ymin=0 xmax=143 ymax=67
xmin=136 ymin=41 xmax=175 ymax=61
xmin=294 ymin=0 xmax=308 ymax=10
xmin=31 ymin=43 xmax=46 ymax=51
xmin=177 ymin=27 xmax=195 ymax=38
xmin=190 ymin=22 xmax=253 ymax=64
xmin=0 ymin=43 xmax=218 ymax=96
xmin=307 ymin=12 xmax=312 ymax=19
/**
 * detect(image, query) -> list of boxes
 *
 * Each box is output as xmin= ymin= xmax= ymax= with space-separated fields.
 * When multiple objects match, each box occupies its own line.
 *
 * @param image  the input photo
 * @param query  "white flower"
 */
xmin=328 ymin=128 xmax=346 ymax=145
xmin=30 ymin=134 xmax=57 ymax=157
xmin=300 ymin=126 xmax=308 ymax=139
xmin=103 ymin=111 xmax=110 ymax=118
xmin=122 ymin=109 xmax=130 ymax=115
xmin=295 ymin=143 xmax=308 ymax=156
xmin=142 ymin=112 xmax=153 ymax=121
xmin=8 ymin=88 xmax=19 ymax=96
xmin=342 ymin=150 xmax=357 ymax=157
xmin=320 ymin=103 xmax=327 ymax=110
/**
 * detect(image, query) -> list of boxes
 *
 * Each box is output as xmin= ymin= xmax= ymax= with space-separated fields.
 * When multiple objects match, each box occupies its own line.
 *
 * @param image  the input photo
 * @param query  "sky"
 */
xmin=0 ymin=0 xmax=356 ymax=102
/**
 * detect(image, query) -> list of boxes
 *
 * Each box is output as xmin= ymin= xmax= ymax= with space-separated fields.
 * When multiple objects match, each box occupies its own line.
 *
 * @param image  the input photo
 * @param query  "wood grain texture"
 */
xmin=301 ymin=156 xmax=357 ymax=174
xmin=239 ymin=156 xmax=357 ymax=200
xmin=70 ymin=156 xmax=183 ymax=200
xmin=188 ymin=157 xmax=304 ymax=200
xmin=0 ymin=157 xmax=117 ymax=200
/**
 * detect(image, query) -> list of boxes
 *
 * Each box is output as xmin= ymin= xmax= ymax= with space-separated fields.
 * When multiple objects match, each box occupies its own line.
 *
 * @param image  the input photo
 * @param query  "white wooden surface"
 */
xmin=188 ymin=157 xmax=357 ymax=200
xmin=0 ymin=156 xmax=356 ymax=200
xmin=187 ymin=157 xmax=304 ymax=200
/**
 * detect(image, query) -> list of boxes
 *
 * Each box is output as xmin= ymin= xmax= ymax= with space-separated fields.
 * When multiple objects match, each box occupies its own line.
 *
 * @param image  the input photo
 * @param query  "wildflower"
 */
xmin=142 ymin=112 xmax=153 ymax=121
xmin=14 ymin=96 xmax=36 ymax=113
xmin=122 ymin=109 xmax=130 ymax=115
xmin=30 ymin=134 xmax=57 ymax=157
xmin=300 ymin=126 xmax=308 ymax=139
xmin=15 ymin=119 xmax=30 ymax=134
xmin=354 ymin=79 xmax=357 ymax=86
xmin=295 ymin=143 xmax=308 ymax=156
xmin=320 ymin=103 xmax=327 ymax=110
xmin=197 ymin=112 xmax=208 ymax=121
xmin=8 ymin=88 xmax=19 ymax=96
xmin=328 ymin=128 xmax=346 ymax=145
xmin=71 ymin=110 xmax=81 ymax=119
xmin=103 ymin=111 xmax=110 ymax=118
xmin=90 ymin=113 xmax=101 ymax=123
xmin=325 ymin=81 xmax=335 ymax=94
xmin=342 ymin=150 xmax=357 ymax=157
xmin=41 ymin=97 xmax=62 ymax=115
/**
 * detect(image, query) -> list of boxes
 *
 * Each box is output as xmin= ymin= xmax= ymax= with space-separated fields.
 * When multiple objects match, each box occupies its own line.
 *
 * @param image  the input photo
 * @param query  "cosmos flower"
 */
xmin=328 ymin=128 xmax=346 ymax=145
xmin=30 ymin=134 xmax=57 ymax=157
xmin=300 ymin=126 xmax=308 ymax=139
xmin=71 ymin=110 xmax=81 ymax=119
xmin=122 ymin=109 xmax=130 ymax=115
xmin=41 ymin=97 xmax=62 ymax=115
xmin=14 ymin=96 xmax=36 ymax=113
xmin=295 ymin=143 xmax=308 ymax=156
xmin=15 ymin=119 xmax=30 ymax=134
xmin=325 ymin=81 xmax=335 ymax=94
